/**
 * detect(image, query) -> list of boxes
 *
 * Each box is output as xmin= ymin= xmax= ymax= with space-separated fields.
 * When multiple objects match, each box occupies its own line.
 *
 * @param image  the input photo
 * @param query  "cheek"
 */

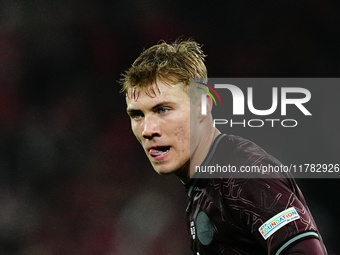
xmin=131 ymin=122 xmax=143 ymax=143
xmin=174 ymin=123 xmax=191 ymax=151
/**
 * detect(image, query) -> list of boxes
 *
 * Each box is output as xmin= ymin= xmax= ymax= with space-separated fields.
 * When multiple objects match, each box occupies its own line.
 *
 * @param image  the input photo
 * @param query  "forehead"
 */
xmin=126 ymin=81 xmax=189 ymax=110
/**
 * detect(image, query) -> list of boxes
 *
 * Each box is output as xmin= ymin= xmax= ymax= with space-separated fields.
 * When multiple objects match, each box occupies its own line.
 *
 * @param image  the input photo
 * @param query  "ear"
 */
xmin=199 ymin=93 xmax=213 ymax=120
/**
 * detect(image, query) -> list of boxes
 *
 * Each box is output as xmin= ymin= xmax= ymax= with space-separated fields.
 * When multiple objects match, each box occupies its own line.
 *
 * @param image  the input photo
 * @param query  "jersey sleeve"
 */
xmin=219 ymin=174 xmax=323 ymax=254
xmin=217 ymin=135 xmax=325 ymax=254
xmin=280 ymin=238 xmax=327 ymax=255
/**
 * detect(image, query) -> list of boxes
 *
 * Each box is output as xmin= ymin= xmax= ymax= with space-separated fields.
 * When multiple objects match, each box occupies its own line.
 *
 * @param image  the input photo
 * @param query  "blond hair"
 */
xmin=120 ymin=40 xmax=207 ymax=98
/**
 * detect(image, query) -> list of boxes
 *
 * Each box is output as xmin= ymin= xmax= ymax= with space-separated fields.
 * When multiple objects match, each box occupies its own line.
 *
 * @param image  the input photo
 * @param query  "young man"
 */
xmin=120 ymin=40 xmax=327 ymax=254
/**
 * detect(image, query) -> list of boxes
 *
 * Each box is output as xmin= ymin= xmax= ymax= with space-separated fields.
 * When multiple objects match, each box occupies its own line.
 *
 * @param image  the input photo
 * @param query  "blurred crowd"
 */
xmin=0 ymin=0 xmax=339 ymax=254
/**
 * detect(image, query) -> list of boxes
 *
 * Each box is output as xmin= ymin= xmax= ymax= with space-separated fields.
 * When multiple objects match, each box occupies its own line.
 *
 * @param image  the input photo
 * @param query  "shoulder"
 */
xmin=216 ymin=134 xmax=282 ymax=167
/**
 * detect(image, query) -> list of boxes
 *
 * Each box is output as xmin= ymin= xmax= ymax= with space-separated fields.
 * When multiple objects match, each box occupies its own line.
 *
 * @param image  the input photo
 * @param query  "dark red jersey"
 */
xmin=185 ymin=134 xmax=326 ymax=255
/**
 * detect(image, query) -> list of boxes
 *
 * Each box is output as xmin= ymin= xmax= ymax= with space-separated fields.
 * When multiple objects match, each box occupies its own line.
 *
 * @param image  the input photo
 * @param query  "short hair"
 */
xmin=120 ymin=39 xmax=207 ymax=98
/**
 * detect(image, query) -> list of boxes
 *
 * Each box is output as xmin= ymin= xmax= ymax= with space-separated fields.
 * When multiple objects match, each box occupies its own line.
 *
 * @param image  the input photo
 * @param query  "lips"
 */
xmin=149 ymin=146 xmax=171 ymax=159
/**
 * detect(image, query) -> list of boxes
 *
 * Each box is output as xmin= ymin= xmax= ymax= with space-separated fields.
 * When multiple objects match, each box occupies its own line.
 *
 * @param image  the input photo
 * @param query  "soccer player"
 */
xmin=120 ymin=40 xmax=328 ymax=254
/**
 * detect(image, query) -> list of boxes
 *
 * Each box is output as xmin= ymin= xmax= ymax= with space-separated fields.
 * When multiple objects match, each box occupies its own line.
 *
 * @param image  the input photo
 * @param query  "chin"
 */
xmin=154 ymin=167 xmax=174 ymax=175
xmin=152 ymin=164 xmax=176 ymax=175
xmin=154 ymin=163 xmax=188 ymax=177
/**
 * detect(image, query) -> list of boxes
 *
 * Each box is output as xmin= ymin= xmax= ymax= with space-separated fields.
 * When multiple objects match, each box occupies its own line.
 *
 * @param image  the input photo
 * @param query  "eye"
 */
xmin=129 ymin=111 xmax=144 ymax=120
xmin=133 ymin=114 xmax=143 ymax=120
xmin=158 ymin=107 xmax=169 ymax=114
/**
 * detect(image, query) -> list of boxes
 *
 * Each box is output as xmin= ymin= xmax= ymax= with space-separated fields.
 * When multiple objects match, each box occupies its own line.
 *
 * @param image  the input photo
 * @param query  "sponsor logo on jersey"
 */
xmin=259 ymin=207 xmax=300 ymax=240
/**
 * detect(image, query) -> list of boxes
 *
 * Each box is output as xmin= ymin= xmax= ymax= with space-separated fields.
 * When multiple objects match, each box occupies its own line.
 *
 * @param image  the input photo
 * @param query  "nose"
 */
xmin=142 ymin=115 xmax=161 ymax=140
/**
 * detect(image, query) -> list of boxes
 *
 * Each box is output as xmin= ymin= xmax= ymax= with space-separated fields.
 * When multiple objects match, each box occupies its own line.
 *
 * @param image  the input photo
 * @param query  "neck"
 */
xmin=190 ymin=128 xmax=220 ymax=176
xmin=175 ymin=127 xmax=220 ymax=184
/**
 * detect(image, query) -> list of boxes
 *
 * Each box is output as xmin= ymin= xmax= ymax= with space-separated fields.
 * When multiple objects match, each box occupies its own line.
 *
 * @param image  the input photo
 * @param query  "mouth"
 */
xmin=149 ymin=146 xmax=171 ymax=160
